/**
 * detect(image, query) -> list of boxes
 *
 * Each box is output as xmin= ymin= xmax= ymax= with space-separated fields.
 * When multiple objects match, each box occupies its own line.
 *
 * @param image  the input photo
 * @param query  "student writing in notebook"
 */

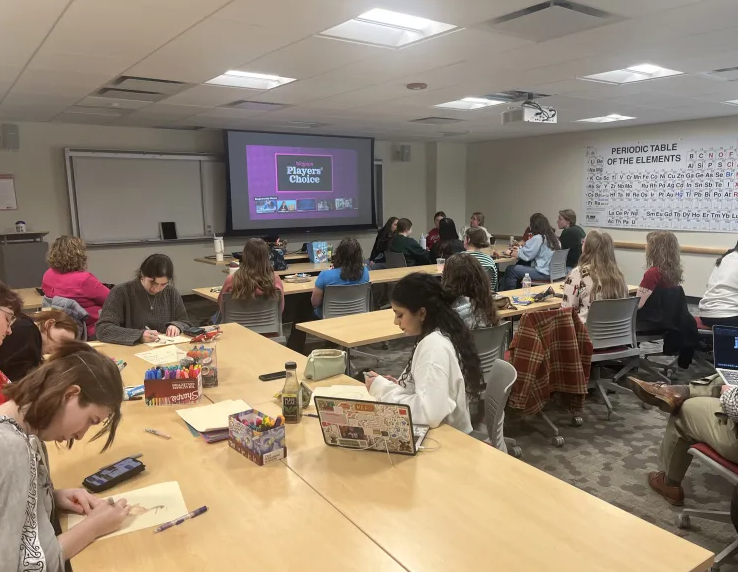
xmin=364 ymin=273 xmax=484 ymax=432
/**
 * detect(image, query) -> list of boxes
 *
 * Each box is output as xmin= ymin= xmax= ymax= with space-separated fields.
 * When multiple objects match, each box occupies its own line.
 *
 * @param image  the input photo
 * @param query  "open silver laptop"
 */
xmin=713 ymin=326 xmax=738 ymax=385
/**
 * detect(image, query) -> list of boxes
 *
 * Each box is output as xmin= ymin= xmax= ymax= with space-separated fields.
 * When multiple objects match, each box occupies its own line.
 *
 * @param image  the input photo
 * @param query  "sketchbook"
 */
xmin=175 ymin=399 xmax=251 ymax=433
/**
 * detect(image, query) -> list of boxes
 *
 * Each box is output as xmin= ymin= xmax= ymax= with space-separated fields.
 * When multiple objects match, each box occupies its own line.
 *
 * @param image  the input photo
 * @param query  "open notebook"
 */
xmin=176 ymin=399 xmax=251 ymax=433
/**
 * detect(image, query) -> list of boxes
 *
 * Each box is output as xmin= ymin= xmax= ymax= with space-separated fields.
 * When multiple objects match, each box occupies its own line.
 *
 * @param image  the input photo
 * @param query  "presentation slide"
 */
xmin=226 ymin=131 xmax=374 ymax=234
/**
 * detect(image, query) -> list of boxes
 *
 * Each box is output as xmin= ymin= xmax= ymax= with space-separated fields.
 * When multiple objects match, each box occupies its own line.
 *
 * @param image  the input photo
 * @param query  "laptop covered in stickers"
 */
xmin=314 ymin=397 xmax=429 ymax=456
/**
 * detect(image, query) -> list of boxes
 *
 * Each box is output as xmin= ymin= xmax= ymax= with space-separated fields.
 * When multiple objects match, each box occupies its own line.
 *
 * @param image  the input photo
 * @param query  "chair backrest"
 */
xmin=549 ymin=248 xmax=570 ymax=281
xmin=586 ymin=297 xmax=639 ymax=350
xmin=322 ymin=283 xmax=372 ymax=319
xmin=485 ymin=360 xmax=517 ymax=452
xmin=222 ymin=292 xmax=282 ymax=336
xmin=384 ymin=251 xmax=407 ymax=268
xmin=471 ymin=322 xmax=510 ymax=375
xmin=485 ymin=267 xmax=497 ymax=292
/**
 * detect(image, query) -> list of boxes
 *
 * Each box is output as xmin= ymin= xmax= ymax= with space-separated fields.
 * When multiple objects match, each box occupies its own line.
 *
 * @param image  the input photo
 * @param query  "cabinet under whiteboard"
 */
xmin=583 ymin=141 xmax=738 ymax=232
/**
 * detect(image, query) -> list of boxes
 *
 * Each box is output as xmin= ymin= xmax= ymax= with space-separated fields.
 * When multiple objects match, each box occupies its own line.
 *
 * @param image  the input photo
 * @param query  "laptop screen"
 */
xmin=713 ymin=326 xmax=738 ymax=371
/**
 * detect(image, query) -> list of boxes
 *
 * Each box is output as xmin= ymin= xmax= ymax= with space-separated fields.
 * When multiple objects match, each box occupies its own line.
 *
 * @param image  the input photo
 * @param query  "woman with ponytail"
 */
xmin=363 ymin=273 xmax=484 ymax=432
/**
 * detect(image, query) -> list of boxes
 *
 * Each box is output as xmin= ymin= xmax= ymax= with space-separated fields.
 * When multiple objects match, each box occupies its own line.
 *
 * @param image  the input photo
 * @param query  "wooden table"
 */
xmin=295 ymin=284 xmax=639 ymax=348
xmin=195 ymin=252 xmax=310 ymax=266
xmin=193 ymin=264 xmax=445 ymax=302
xmin=221 ymin=261 xmax=332 ymax=276
xmin=15 ymin=287 xmax=43 ymax=310
xmin=49 ymin=323 xmax=712 ymax=572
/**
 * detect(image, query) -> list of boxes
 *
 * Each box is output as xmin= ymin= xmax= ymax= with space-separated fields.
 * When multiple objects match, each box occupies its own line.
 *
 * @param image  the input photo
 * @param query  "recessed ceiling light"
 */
xmin=205 ymin=70 xmax=295 ymax=90
xmin=434 ymin=97 xmax=505 ymax=110
xmin=317 ymin=9 xmax=457 ymax=49
xmin=576 ymin=114 xmax=636 ymax=123
xmin=579 ymin=64 xmax=683 ymax=85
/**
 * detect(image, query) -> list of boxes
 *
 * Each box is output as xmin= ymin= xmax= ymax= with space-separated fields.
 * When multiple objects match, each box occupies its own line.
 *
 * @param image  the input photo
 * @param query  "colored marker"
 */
xmin=154 ymin=505 xmax=208 ymax=533
xmin=145 ymin=428 xmax=171 ymax=440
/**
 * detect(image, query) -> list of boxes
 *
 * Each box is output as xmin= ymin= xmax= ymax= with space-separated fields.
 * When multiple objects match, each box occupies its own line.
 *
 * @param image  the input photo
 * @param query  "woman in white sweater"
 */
xmin=364 ymin=273 xmax=485 ymax=433
xmin=699 ymin=242 xmax=738 ymax=327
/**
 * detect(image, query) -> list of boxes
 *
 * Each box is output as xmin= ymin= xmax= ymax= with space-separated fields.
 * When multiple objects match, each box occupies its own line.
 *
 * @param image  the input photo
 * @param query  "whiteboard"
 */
xmin=583 ymin=138 xmax=738 ymax=232
xmin=66 ymin=150 xmax=225 ymax=244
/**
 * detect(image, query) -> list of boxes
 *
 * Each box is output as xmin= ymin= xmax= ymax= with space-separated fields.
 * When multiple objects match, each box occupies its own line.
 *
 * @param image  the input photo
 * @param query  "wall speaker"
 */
xmin=0 ymin=124 xmax=19 ymax=151
xmin=394 ymin=144 xmax=411 ymax=162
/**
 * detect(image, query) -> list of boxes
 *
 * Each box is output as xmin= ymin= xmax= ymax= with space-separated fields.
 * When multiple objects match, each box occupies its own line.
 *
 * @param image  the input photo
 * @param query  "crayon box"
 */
xmin=228 ymin=409 xmax=287 ymax=466
xmin=144 ymin=371 xmax=203 ymax=406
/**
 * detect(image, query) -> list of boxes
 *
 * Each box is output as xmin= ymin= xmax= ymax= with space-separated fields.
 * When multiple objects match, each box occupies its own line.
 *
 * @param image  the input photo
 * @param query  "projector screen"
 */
xmin=225 ymin=130 xmax=375 ymax=235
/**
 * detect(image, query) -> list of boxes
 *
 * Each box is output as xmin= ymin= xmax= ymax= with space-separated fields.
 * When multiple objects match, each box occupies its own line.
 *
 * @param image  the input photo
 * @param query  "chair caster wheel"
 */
xmin=551 ymin=436 xmax=564 ymax=447
xmin=676 ymin=514 xmax=691 ymax=529
xmin=606 ymin=410 xmax=614 ymax=421
xmin=641 ymin=402 xmax=652 ymax=410
xmin=509 ymin=446 xmax=522 ymax=459
xmin=571 ymin=416 xmax=583 ymax=427
xmin=381 ymin=342 xmax=389 ymax=350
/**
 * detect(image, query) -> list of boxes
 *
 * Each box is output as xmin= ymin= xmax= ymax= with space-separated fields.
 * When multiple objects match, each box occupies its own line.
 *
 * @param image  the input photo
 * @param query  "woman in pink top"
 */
xmin=42 ymin=236 xmax=109 ymax=338
xmin=218 ymin=239 xmax=284 ymax=334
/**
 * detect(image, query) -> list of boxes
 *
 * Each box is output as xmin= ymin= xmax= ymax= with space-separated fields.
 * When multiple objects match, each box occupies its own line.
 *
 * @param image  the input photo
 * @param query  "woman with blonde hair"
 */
xmin=638 ymin=230 xmax=683 ymax=308
xmin=218 ymin=238 xmax=285 ymax=319
xmin=562 ymin=230 xmax=628 ymax=323
xmin=42 ymin=236 xmax=109 ymax=338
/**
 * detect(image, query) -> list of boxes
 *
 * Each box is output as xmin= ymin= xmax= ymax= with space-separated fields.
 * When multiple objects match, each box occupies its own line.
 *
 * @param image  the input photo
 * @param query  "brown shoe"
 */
xmin=628 ymin=377 xmax=689 ymax=414
xmin=648 ymin=471 xmax=685 ymax=506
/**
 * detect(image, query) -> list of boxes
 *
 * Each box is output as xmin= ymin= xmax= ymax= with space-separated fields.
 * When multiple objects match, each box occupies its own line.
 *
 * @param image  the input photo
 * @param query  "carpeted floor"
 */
xmin=184 ymin=295 xmax=738 ymax=568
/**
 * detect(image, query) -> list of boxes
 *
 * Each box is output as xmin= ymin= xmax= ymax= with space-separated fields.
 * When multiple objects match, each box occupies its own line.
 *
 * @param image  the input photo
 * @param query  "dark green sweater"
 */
xmin=390 ymin=234 xmax=430 ymax=266
xmin=560 ymin=225 xmax=586 ymax=268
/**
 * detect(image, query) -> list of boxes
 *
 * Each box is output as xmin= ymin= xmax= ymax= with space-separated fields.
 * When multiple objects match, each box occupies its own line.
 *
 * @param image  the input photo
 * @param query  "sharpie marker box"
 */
xmin=228 ymin=409 xmax=287 ymax=466
xmin=144 ymin=372 xmax=203 ymax=406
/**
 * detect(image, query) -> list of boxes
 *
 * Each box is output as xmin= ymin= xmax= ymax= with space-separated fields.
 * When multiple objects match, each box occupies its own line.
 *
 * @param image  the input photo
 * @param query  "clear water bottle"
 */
xmin=419 ymin=233 xmax=427 ymax=250
xmin=509 ymin=235 xmax=516 ymax=248
xmin=522 ymin=273 xmax=532 ymax=298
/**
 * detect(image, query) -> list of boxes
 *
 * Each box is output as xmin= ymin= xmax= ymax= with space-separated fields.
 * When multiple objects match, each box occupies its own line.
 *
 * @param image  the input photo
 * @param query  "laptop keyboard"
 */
xmin=720 ymin=369 xmax=738 ymax=384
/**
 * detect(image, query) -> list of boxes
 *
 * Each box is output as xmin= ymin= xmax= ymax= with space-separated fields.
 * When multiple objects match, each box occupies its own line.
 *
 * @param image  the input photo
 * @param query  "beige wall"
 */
xmin=426 ymin=142 xmax=467 ymax=230
xmin=467 ymin=116 xmax=738 ymax=297
xmin=0 ymin=123 xmax=430 ymax=294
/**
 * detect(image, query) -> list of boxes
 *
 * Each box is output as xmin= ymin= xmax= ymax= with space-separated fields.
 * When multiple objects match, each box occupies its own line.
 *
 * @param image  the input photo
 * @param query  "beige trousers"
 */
xmin=661 ymin=375 xmax=738 ymax=483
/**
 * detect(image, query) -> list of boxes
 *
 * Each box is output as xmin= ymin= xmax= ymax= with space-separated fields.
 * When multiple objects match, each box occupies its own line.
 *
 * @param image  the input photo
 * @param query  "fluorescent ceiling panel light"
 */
xmin=576 ymin=114 xmax=635 ymax=123
xmin=579 ymin=64 xmax=683 ymax=85
xmin=206 ymin=70 xmax=295 ymax=90
xmin=723 ymin=99 xmax=738 ymax=106
xmin=434 ymin=97 xmax=505 ymax=110
xmin=317 ymin=9 xmax=457 ymax=48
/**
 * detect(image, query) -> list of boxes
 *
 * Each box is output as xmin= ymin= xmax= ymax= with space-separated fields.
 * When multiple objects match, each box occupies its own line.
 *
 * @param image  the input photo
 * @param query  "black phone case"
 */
xmin=82 ymin=458 xmax=146 ymax=493
xmin=259 ymin=371 xmax=286 ymax=381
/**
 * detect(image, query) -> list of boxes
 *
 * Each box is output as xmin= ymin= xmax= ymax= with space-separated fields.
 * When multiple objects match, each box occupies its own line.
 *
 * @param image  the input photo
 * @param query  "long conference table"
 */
xmin=48 ymin=323 xmax=713 ymax=572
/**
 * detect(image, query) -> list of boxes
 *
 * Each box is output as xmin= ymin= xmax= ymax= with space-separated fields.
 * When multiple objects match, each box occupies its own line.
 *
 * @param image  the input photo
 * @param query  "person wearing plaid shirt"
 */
xmin=630 ymin=375 xmax=738 ymax=507
xmin=96 ymin=254 xmax=191 ymax=346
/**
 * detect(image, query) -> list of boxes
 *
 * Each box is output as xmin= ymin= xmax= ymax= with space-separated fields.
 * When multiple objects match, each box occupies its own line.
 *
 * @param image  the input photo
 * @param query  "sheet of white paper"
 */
xmin=0 ymin=176 xmax=17 ymax=210
xmin=134 ymin=345 xmax=181 ymax=366
xmin=145 ymin=335 xmax=191 ymax=348
xmin=67 ymin=482 xmax=188 ymax=539
xmin=176 ymin=399 xmax=251 ymax=432
xmin=310 ymin=385 xmax=375 ymax=407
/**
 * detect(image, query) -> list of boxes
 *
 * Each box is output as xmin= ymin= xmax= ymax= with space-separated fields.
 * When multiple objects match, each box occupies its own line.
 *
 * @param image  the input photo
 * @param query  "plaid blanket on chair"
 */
xmin=509 ymin=307 xmax=592 ymax=416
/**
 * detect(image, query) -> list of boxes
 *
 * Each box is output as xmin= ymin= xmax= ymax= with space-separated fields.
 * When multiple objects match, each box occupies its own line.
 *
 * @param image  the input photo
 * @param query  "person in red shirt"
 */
xmin=42 ymin=236 xmax=110 ymax=338
xmin=425 ymin=211 xmax=446 ymax=251
xmin=0 ymin=282 xmax=23 ymax=404
xmin=638 ymin=230 xmax=683 ymax=308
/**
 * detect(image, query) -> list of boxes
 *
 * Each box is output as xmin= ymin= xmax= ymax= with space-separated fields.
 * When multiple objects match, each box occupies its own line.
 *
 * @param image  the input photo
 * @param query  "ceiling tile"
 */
xmin=0 ymin=0 xmax=71 ymax=67
xmin=163 ymin=85 xmax=264 ymax=107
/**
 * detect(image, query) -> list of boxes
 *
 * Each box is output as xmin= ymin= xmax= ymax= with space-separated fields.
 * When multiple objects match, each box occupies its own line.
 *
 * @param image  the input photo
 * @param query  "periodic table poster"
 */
xmin=583 ymin=139 xmax=738 ymax=232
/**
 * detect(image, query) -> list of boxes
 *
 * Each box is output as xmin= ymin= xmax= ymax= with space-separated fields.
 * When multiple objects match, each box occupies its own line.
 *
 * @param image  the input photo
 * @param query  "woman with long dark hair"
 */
xmin=699 ymin=239 xmax=738 ymax=327
xmin=218 ymin=238 xmax=284 ymax=326
xmin=429 ymin=218 xmax=464 ymax=260
xmin=442 ymin=254 xmax=499 ymax=329
xmin=311 ymin=237 xmax=369 ymax=316
xmin=369 ymin=216 xmax=398 ymax=267
xmin=503 ymin=213 xmax=561 ymax=290
xmin=96 ymin=254 xmax=191 ymax=345
xmin=364 ymin=273 xmax=484 ymax=432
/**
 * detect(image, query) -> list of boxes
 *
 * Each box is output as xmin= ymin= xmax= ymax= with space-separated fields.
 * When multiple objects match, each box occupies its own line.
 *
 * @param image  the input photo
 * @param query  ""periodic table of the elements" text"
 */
xmin=583 ymin=139 xmax=738 ymax=232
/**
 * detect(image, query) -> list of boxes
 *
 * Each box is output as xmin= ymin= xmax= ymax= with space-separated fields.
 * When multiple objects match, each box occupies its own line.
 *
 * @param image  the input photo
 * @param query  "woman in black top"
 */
xmin=430 ymin=218 xmax=465 ymax=260
xmin=369 ymin=216 xmax=398 ymax=267
xmin=0 ymin=309 xmax=78 ymax=381
xmin=557 ymin=209 xmax=586 ymax=269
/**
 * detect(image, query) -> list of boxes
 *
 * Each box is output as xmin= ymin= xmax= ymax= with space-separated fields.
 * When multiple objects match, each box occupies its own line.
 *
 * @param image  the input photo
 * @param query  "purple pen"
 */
xmin=153 ymin=505 xmax=208 ymax=533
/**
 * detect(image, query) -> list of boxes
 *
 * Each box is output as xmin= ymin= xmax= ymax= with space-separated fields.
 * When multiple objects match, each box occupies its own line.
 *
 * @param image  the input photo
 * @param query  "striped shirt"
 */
xmin=465 ymin=250 xmax=499 ymax=292
xmin=96 ymin=280 xmax=191 ymax=345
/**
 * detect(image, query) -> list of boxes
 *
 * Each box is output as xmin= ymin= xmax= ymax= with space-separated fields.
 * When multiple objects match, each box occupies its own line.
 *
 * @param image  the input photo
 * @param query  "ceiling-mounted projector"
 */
xmin=501 ymin=101 xmax=557 ymax=125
